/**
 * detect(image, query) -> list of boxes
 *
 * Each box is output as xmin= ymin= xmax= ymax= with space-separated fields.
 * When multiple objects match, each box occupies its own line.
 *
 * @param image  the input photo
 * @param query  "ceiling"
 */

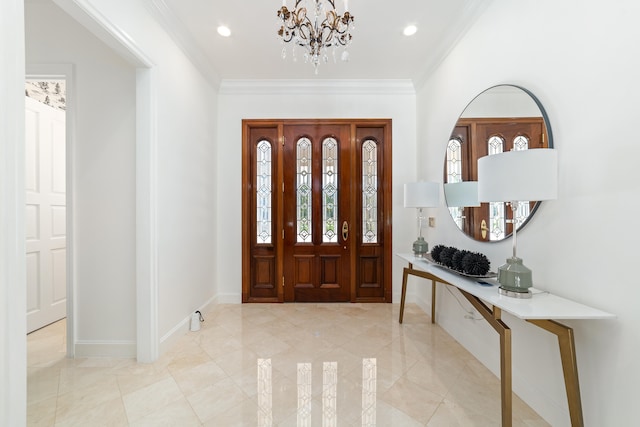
xmin=151 ymin=0 xmax=493 ymax=85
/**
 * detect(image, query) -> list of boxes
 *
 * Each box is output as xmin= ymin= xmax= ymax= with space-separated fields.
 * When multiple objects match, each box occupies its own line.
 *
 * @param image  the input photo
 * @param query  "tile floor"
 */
xmin=27 ymin=303 xmax=549 ymax=426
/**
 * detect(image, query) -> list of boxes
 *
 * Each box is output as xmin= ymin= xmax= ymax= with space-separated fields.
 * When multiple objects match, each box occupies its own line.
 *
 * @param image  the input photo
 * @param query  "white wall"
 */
xmin=26 ymin=0 xmax=138 ymax=356
xmin=1 ymin=0 xmax=26 ymax=423
xmin=417 ymin=0 xmax=640 ymax=425
xmin=216 ymin=81 xmax=418 ymax=304
xmin=460 ymin=86 xmax=542 ymax=118
xmin=83 ymin=0 xmax=218 ymax=349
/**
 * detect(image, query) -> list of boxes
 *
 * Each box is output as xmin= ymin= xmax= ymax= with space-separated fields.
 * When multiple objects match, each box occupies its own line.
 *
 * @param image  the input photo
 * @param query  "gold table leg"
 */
xmin=399 ymin=265 xmax=442 ymax=324
xmin=527 ymin=319 xmax=584 ymax=427
xmin=460 ymin=290 xmax=513 ymax=427
xmin=399 ymin=266 xmax=410 ymax=324
xmin=431 ymin=280 xmax=436 ymax=324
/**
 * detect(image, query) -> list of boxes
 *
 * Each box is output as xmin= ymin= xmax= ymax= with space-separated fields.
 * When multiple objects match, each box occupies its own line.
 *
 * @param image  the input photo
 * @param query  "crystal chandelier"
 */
xmin=277 ymin=0 xmax=355 ymax=73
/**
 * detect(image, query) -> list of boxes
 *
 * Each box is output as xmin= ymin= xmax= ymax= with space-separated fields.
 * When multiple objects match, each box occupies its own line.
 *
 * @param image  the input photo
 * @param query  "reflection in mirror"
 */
xmin=444 ymin=85 xmax=552 ymax=242
xmin=444 ymin=181 xmax=480 ymax=230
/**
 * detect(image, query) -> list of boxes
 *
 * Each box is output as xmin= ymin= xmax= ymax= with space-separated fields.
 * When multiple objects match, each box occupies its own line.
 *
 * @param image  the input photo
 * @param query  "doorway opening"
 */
xmin=25 ymin=75 xmax=71 ymax=363
xmin=25 ymin=78 xmax=67 ymax=334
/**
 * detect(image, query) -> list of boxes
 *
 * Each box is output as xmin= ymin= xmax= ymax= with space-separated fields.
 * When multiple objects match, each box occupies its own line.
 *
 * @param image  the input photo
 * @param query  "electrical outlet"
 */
xmin=428 ymin=217 xmax=435 ymax=227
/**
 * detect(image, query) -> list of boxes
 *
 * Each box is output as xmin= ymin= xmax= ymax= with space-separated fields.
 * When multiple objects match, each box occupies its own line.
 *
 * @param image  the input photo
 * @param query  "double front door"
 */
xmin=242 ymin=120 xmax=392 ymax=303
xmin=448 ymin=117 xmax=548 ymax=240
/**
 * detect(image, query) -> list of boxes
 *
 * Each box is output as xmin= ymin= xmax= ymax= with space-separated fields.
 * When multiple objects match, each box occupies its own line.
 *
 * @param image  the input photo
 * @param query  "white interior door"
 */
xmin=25 ymin=95 xmax=67 ymax=333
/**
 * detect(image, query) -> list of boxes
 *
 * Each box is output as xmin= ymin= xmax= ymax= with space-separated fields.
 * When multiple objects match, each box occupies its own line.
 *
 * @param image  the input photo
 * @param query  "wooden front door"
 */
xmin=283 ymin=123 xmax=351 ymax=302
xmin=242 ymin=119 xmax=392 ymax=303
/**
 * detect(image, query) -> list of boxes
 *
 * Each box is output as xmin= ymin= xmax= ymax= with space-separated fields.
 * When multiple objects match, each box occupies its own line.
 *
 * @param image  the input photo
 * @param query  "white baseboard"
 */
xmin=74 ymin=340 xmax=136 ymax=358
xmin=159 ymin=295 xmax=218 ymax=355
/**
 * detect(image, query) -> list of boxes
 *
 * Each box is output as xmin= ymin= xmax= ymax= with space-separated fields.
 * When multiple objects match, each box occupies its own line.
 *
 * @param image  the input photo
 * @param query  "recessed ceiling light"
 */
xmin=403 ymin=25 xmax=417 ymax=36
xmin=217 ymin=26 xmax=231 ymax=37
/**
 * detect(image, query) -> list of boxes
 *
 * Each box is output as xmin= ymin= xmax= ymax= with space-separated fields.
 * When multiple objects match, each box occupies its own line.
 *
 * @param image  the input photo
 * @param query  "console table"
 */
xmin=397 ymin=253 xmax=615 ymax=427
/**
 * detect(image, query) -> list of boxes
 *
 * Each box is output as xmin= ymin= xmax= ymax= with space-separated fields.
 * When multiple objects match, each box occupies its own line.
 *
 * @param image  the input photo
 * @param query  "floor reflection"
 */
xmin=362 ymin=358 xmax=377 ymax=426
xmin=297 ymin=362 xmax=312 ymax=426
xmin=322 ymin=361 xmax=338 ymax=427
xmin=261 ymin=358 xmax=377 ymax=427
xmin=257 ymin=358 xmax=272 ymax=426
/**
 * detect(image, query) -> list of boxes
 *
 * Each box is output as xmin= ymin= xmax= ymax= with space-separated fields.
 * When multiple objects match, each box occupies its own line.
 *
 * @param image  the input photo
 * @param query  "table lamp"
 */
xmin=478 ymin=149 xmax=558 ymax=297
xmin=404 ymin=181 xmax=439 ymax=257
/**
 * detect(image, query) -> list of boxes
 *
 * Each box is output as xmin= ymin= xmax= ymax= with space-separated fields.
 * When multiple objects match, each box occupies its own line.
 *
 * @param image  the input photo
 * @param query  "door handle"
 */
xmin=342 ymin=221 xmax=349 ymax=241
xmin=481 ymin=219 xmax=488 ymax=239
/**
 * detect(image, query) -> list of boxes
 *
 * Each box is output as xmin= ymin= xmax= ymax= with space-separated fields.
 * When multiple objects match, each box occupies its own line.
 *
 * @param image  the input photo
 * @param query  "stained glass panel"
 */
xmin=446 ymin=138 xmax=464 ymax=229
xmin=488 ymin=136 xmax=505 ymax=240
xmin=297 ymin=138 xmax=312 ymax=243
xmin=446 ymin=138 xmax=462 ymax=183
xmin=362 ymin=140 xmax=378 ymax=243
xmin=489 ymin=202 xmax=505 ymax=241
xmin=322 ymin=138 xmax=338 ymax=243
xmin=488 ymin=135 xmax=504 ymax=155
xmin=513 ymin=135 xmax=530 ymax=227
xmin=513 ymin=135 xmax=529 ymax=151
xmin=256 ymin=140 xmax=272 ymax=244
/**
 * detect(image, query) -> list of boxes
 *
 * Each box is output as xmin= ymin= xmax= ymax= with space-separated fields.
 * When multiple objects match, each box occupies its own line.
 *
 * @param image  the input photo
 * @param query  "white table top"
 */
xmin=398 ymin=253 xmax=616 ymax=320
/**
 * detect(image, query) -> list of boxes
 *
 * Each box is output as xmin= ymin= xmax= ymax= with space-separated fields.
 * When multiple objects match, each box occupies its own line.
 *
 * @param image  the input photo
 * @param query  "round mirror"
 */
xmin=444 ymin=85 xmax=553 ymax=242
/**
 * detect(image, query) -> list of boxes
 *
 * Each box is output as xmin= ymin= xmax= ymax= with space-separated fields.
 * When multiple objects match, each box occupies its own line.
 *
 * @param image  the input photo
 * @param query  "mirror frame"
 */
xmin=444 ymin=84 xmax=554 ymax=242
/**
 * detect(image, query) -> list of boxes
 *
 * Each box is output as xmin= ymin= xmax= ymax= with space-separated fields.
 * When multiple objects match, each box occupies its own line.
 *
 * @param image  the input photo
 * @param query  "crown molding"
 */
xmin=218 ymin=79 xmax=416 ymax=96
xmin=144 ymin=0 xmax=220 ymax=89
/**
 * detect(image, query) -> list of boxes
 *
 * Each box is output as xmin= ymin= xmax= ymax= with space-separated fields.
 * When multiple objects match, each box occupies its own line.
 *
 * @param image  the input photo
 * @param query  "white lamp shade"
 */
xmin=444 ymin=181 xmax=480 ymax=207
xmin=478 ymin=149 xmax=558 ymax=202
xmin=404 ymin=181 xmax=439 ymax=208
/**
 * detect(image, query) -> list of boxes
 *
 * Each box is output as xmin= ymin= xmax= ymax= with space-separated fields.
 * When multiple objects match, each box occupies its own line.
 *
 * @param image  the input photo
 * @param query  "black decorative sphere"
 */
xmin=430 ymin=244 xmax=445 ymax=262
xmin=430 ymin=244 xmax=491 ymax=276
xmin=439 ymin=246 xmax=458 ymax=268
xmin=462 ymin=252 xmax=491 ymax=276
xmin=451 ymin=249 xmax=471 ymax=272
